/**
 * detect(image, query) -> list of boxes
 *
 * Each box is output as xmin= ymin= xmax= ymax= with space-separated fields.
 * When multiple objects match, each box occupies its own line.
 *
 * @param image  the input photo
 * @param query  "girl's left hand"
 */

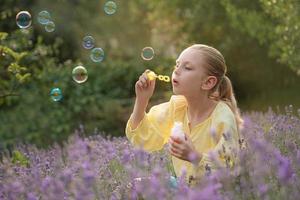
xmin=168 ymin=134 xmax=202 ymax=164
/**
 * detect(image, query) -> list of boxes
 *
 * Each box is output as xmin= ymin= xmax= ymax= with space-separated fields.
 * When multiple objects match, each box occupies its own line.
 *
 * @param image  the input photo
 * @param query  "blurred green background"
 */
xmin=1 ymin=0 xmax=300 ymax=149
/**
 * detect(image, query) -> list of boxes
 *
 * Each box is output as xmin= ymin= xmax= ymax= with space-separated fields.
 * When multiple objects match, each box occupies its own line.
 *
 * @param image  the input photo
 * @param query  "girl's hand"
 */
xmin=168 ymin=134 xmax=202 ymax=164
xmin=135 ymin=69 xmax=156 ymax=102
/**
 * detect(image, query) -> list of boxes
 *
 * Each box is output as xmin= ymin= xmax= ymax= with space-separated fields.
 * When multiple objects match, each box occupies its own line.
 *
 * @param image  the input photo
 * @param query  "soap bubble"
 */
xmin=72 ymin=66 xmax=88 ymax=84
xmin=45 ymin=21 xmax=55 ymax=32
xmin=38 ymin=10 xmax=51 ymax=25
xmin=50 ymin=88 xmax=63 ymax=102
xmin=82 ymin=36 xmax=95 ymax=49
xmin=104 ymin=1 xmax=117 ymax=15
xmin=16 ymin=11 xmax=32 ymax=29
xmin=90 ymin=48 xmax=104 ymax=62
xmin=141 ymin=47 xmax=155 ymax=60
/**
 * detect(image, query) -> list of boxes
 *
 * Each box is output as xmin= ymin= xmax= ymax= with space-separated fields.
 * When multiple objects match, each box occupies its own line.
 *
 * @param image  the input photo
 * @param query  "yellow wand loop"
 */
xmin=146 ymin=70 xmax=170 ymax=82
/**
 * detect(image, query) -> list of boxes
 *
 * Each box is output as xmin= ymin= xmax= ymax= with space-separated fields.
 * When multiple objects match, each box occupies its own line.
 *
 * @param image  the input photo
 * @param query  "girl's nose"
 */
xmin=174 ymin=66 xmax=180 ymax=75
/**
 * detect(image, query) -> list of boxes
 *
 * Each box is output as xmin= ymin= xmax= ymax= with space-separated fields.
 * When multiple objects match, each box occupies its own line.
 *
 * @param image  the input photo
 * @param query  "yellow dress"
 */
xmin=125 ymin=95 xmax=240 ymax=184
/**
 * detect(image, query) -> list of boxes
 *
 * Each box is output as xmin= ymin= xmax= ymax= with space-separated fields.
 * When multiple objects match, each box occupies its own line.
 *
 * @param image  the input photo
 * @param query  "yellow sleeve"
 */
xmin=197 ymin=120 xmax=240 ymax=176
xmin=125 ymin=96 xmax=175 ymax=152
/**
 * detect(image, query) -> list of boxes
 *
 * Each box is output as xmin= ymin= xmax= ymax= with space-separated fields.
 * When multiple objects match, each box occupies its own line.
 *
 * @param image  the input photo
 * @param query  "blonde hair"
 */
xmin=189 ymin=44 xmax=244 ymax=131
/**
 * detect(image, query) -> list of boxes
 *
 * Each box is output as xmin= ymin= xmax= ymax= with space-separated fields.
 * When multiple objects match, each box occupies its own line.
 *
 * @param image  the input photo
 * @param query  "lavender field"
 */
xmin=1 ymin=106 xmax=300 ymax=200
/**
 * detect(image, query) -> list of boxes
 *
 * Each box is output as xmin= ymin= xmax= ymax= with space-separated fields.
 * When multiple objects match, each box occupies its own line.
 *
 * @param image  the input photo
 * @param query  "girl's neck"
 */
xmin=184 ymin=94 xmax=218 ymax=123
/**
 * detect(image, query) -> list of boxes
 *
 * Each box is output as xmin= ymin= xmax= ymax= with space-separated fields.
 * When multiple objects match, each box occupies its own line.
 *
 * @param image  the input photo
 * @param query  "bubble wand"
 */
xmin=146 ymin=70 xmax=170 ymax=82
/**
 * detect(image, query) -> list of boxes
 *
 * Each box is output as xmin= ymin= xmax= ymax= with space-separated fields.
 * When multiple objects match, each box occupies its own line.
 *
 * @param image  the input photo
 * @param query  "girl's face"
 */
xmin=172 ymin=47 xmax=216 ymax=96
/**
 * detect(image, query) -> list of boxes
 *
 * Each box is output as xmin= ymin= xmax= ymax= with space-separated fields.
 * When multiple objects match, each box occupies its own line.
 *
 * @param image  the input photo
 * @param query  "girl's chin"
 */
xmin=172 ymin=88 xmax=181 ymax=95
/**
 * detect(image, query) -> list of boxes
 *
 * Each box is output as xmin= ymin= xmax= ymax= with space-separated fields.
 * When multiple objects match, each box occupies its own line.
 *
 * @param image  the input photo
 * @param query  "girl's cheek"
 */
xmin=171 ymin=71 xmax=175 ymax=78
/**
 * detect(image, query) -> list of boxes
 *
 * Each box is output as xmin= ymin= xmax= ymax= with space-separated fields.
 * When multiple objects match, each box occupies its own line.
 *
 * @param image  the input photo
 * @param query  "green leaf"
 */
xmin=11 ymin=150 xmax=30 ymax=167
xmin=0 ymin=32 xmax=8 ymax=40
xmin=7 ymin=63 xmax=20 ymax=74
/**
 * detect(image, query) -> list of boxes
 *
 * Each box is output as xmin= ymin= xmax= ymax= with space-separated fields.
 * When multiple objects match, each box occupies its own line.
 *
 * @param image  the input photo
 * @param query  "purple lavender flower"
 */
xmin=1 ymin=109 xmax=300 ymax=199
xmin=274 ymin=151 xmax=293 ymax=184
xmin=26 ymin=192 xmax=38 ymax=200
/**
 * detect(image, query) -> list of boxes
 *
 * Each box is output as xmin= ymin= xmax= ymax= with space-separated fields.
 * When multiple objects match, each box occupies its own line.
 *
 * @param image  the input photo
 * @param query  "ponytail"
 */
xmin=217 ymin=75 xmax=244 ymax=131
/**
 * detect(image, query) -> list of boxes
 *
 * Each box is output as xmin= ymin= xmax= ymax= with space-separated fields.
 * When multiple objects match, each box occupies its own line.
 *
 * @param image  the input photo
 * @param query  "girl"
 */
xmin=125 ymin=44 xmax=243 ymax=185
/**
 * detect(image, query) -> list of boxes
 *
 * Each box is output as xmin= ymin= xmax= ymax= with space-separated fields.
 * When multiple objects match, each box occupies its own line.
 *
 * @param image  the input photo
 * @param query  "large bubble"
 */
xmin=141 ymin=47 xmax=155 ymax=61
xmin=82 ymin=36 xmax=95 ymax=49
xmin=104 ymin=1 xmax=117 ymax=15
xmin=16 ymin=11 xmax=32 ymax=29
xmin=50 ymin=88 xmax=63 ymax=102
xmin=72 ymin=66 xmax=88 ymax=84
xmin=90 ymin=48 xmax=105 ymax=62
xmin=37 ymin=10 xmax=51 ymax=25
xmin=45 ymin=21 xmax=55 ymax=32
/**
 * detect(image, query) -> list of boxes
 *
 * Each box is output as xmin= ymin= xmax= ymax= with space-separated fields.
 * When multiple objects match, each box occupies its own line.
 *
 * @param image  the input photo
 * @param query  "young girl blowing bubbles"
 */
xmin=125 ymin=44 xmax=243 ymax=185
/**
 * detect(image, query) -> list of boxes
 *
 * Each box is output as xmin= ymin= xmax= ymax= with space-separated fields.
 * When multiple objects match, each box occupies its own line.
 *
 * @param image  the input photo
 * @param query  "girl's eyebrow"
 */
xmin=176 ymin=60 xmax=192 ymax=65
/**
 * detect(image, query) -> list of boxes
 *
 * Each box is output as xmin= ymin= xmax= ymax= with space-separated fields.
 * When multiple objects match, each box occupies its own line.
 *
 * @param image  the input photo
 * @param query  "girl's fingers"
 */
xmin=149 ymin=79 xmax=154 ymax=87
xmin=170 ymin=141 xmax=182 ymax=150
xmin=137 ymin=79 xmax=145 ymax=88
xmin=169 ymin=140 xmax=182 ymax=152
xmin=168 ymin=144 xmax=184 ymax=159
xmin=168 ymin=145 xmax=176 ymax=153
xmin=141 ymin=76 xmax=148 ymax=87
xmin=137 ymin=70 xmax=154 ymax=90
xmin=170 ymin=136 xmax=182 ymax=144
xmin=171 ymin=147 xmax=181 ymax=154
xmin=170 ymin=149 xmax=182 ymax=159
xmin=137 ymin=81 xmax=143 ymax=88
xmin=139 ymin=75 xmax=148 ymax=88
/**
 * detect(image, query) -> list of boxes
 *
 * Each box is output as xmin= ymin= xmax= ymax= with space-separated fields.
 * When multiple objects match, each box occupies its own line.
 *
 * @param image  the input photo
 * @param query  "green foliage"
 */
xmin=0 ymin=0 xmax=175 ymax=148
xmin=0 ymin=54 xmax=173 ymax=148
xmin=221 ymin=0 xmax=300 ymax=73
xmin=11 ymin=150 xmax=30 ymax=167
xmin=0 ymin=0 xmax=300 ymax=149
xmin=141 ymin=0 xmax=300 ymax=109
xmin=0 ymin=32 xmax=31 ymax=100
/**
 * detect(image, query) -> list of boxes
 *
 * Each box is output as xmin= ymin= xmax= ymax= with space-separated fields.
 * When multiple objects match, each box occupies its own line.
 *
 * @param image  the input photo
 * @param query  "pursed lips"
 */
xmin=172 ymin=78 xmax=179 ymax=85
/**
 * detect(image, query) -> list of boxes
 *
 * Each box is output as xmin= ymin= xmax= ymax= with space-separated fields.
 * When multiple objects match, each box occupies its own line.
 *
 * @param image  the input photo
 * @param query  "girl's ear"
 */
xmin=201 ymin=76 xmax=217 ymax=90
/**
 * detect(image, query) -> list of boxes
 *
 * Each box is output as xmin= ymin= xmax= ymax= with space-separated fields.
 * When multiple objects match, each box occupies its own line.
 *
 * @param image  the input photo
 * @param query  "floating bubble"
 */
xmin=104 ymin=1 xmax=117 ymax=15
xmin=82 ymin=36 xmax=95 ymax=49
xmin=16 ymin=11 xmax=32 ymax=29
xmin=38 ymin=10 xmax=51 ymax=25
xmin=50 ymin=88 xmax=63 ymax=102
xmin=90 ymin=48 xmax=104 ymax=62
xmin=45 ymin=21 xmax=55 ymax=32
xmin=141 ymin=47 xmax=155 ymax=61
xmin=72 ymin=66 xmax=88 ymax=84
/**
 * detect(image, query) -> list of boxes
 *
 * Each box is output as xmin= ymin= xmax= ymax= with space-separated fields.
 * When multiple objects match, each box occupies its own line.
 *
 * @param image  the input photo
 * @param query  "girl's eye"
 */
xmin=184 ymin=66 xmax=192 ymax=70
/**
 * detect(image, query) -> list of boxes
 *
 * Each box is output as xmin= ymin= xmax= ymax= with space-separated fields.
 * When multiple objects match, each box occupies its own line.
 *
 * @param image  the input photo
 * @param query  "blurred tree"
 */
xmin=143 ymin=0 xmax=300 ymax=109
xmin=221 ymin=0 xmax=300 ymax=74
xmin=0 ymin=0 xmax=299 ymax=149
xmin=0 ymin=0 xmax=172 ymax=148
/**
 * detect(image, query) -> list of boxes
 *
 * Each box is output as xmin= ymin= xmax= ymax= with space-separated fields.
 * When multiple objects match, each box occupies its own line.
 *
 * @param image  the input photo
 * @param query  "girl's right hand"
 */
xmin=135 ymin=69 xmax=156 ymax=102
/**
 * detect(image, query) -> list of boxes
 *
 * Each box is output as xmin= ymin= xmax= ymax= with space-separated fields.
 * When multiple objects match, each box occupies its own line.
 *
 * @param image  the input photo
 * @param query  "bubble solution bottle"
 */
xmin=171 ymin=122 xmax=186 ymax=141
